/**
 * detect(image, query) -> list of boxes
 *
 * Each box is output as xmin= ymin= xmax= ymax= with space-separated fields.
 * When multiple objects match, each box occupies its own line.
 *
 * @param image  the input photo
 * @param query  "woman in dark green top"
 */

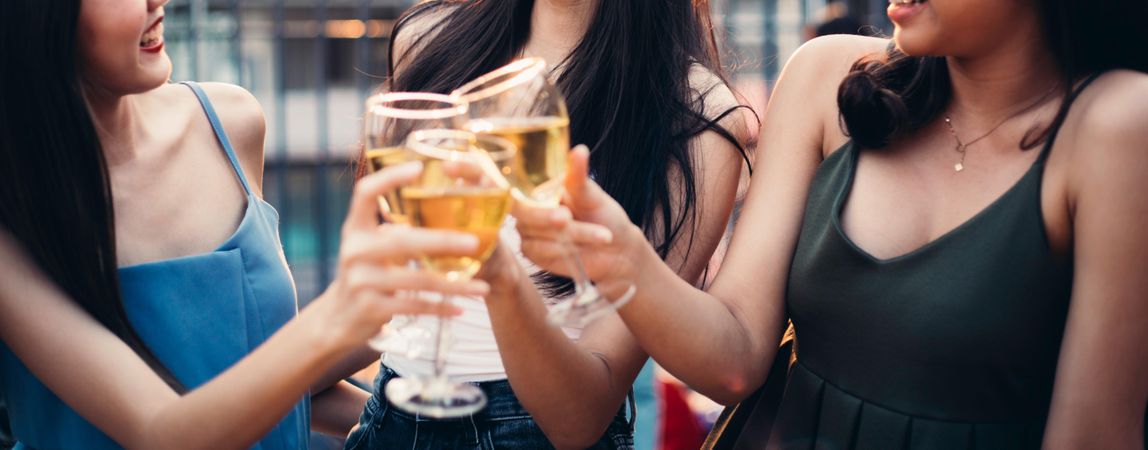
xmin=512 ymin=0 xmax=1148 ymax=447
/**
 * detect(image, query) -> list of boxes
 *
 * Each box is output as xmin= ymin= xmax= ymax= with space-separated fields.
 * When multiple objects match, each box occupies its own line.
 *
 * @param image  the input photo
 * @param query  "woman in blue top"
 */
xmin=0 ymin=0 xmax=489 ymax=448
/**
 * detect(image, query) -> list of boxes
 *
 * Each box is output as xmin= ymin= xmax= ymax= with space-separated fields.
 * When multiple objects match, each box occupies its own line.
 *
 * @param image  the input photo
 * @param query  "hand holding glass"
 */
xmin=383 ymin=129 xmax=516 ymax=418
xmin=363 ymin=92 xmax=467 ymax=354
xmin=452 ymin=57 xmax=633 ymax=327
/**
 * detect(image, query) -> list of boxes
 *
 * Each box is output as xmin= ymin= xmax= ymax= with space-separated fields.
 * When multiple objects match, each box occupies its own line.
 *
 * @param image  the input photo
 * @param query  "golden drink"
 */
xmin=467 ymin=116 xmax=569 ymax=206
xmin=400 ymin=186 xmax=511 ymax=279
xmin=365 ymin=146 xmax=411 ymax=223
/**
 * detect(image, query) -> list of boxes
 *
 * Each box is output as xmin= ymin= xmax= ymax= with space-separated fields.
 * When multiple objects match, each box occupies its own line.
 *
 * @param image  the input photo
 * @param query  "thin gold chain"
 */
xmin=942 ymin=84 xmax=1060 ymax=172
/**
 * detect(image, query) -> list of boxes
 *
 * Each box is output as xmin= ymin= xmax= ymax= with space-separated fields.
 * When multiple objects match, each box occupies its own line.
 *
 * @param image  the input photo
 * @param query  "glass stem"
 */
xmin=556 ymin=232 xmax=600 ymax=304
xmin=431 ymin=295 xmax=453 ymax=389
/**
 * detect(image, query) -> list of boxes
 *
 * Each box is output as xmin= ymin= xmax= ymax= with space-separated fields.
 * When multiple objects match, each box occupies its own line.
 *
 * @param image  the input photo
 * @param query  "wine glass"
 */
xmin=383 ymin=129 xmax=516 ymax=418
xmin=362 ymin=92 xmax=468 ymax=354
xmin=451 ymin=57 xmax=633 ymax=328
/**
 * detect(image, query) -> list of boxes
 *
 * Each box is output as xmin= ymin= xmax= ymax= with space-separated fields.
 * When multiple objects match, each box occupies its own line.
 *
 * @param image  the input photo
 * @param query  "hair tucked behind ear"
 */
xmin=837 ymin=48 xmax=950 ymax=149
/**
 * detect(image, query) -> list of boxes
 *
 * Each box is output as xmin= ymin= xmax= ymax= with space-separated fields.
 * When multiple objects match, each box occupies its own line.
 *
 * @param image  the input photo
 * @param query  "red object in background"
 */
xmin=658 ymin=380 xmax=706 ymax=450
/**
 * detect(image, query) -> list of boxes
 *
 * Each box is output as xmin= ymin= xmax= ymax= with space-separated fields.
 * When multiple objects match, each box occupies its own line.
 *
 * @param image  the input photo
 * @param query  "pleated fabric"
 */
xmin=767 ymin=363 xmax=1043 ymax=450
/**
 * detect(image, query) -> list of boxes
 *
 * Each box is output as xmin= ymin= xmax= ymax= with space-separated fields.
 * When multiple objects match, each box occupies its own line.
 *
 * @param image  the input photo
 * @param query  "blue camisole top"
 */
xmin=0 ymin=82 xmax=309 ymax=449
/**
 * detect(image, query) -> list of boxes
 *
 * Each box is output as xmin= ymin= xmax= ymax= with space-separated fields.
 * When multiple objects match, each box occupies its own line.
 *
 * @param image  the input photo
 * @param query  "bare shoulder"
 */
xmin=769 ymin=35 xmax=889 ymax=155
xmin=1053 ymin=70 xmax=1148 ymax=219
xmin=687 ymin=64 xmax=753 ymax=146
xmin=784 ymin=34 xmax=888 ymax=86
xmin=1071 ymin=70 xmax=1148 ymax=141
xmin=390 ymin=1 xmax=456 ymax=73
xmin=1063 ymin=70 xmax=1148 ymax=181
xmin=196 ymin=82 xmax=267 ymax=195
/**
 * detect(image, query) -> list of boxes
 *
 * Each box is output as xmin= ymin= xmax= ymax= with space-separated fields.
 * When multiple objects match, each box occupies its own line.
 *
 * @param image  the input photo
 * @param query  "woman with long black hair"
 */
xmin=342 ymin=0 xmax=754 ymax=448
xmin=517 ymin=0 xmax=1148 ymax=447
xmin=0 ymin=0 xmax=488 ymax=448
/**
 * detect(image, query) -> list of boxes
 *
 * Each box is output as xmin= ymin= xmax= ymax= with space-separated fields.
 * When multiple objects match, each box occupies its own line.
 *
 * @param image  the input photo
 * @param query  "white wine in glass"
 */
xmin=402 ymin=186 xmax=511 ymax=279
xmin=362 ymin=92 xmax=467 ymax=354
xmin=453 ymin=58 xmax=633 ymax=327
xmin=384 ymin=129 xmax=516 ymax=419
xmin=363 ymin=92 xmax=468 ymax=223
xmin=466 ymin=116 xmax=569 ymax=207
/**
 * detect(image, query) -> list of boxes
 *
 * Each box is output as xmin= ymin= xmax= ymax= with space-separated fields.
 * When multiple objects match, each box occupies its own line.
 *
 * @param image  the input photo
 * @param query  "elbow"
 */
xmin=702 ymin=372 xmax=759 ymax=406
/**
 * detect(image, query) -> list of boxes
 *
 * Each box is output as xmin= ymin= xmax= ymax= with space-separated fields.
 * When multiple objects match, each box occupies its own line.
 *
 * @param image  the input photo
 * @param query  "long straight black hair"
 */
xmin=838 ymin=0 xmax=1148 ymax=150
xmin=0 ymin=0 xmax=183 ymax=390
xmin=383 ymin=0 xmax=753 ymax=296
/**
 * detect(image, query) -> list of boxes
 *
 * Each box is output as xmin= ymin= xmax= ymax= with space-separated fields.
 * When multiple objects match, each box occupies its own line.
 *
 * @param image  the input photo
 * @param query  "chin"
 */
xmin=137 ymin=57 xmax=173 ymax=91
xmin=891 ymin=28 xmax=939 ymax=57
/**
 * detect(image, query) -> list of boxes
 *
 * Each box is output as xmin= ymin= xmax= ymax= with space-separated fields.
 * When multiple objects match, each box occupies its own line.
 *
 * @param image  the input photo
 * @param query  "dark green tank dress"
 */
xmin=775 ymin=79 xmax=1124 ymax=449
xmin=779 ymin=138 xmax=1068 ymax=449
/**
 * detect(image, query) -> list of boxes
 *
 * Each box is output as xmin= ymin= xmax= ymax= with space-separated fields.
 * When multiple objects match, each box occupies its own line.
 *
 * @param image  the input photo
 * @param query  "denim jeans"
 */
xmin=345 ymin=365 xmax=634 ymax=450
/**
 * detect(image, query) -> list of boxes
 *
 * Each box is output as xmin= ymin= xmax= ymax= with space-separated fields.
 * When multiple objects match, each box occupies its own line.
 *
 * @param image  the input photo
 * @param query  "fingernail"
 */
xmin=457 ymin=235 xmax=480 ymax=249
xmin=573 ymin=144 xmax=589 ymax=154
xmin=467 ymin=281 xmax=490 ymax=296
xmin=551 ymin=208 xmax=572 ymax=223
xmin=595 ymin=228 xmax=613 ymax=244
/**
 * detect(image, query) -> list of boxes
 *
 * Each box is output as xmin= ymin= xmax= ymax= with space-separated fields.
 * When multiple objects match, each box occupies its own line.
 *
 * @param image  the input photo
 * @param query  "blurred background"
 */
xmin=0 ymin=1 xmax=882 ymax=449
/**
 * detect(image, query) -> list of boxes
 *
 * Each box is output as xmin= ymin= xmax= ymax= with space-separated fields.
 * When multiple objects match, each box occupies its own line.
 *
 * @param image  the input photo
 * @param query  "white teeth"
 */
xmin=139 ymin=22 xmax=163 ymax=47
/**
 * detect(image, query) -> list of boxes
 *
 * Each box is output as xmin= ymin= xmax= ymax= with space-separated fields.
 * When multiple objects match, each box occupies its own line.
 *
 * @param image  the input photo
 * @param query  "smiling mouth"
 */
xmin=889 ymin=0 xmax=927 ymax=4
xmin=139 ymin=17 xmax=164 ymax=48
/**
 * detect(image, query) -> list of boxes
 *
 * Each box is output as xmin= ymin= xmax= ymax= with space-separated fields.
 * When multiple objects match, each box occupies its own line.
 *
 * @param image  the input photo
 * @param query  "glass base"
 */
xmin=385 ymin=377 xmax=487 ymax=419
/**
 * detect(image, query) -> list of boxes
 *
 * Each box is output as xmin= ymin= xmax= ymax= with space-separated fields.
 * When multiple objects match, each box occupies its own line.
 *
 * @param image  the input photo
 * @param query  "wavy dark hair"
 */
xmin=0 ymin=0 xmax=183 ymax=390
xmin=380 ymin=0 xmax=754 ymax=296
xmin=838 ymin=0 xmax=1148 ymax=150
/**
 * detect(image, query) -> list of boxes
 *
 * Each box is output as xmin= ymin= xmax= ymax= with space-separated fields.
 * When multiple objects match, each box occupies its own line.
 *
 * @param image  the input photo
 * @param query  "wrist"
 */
xmin=479 ymin=244 xmax=525 ymax=300
xmin=617 ymin=222 xmax=651 ymax=281
xmin=296 ymin=292 xmax=355 ymax=359
xmin=597 ymin=222 xmax=654 ymax=302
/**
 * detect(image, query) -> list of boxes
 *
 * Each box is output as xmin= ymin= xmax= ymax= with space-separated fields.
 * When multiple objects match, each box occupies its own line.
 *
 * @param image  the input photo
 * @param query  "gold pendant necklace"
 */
xmin=942 ymin=84 xmax=1061 ymax=173
xmin=943 ymin=116 xmax=998 ymax=172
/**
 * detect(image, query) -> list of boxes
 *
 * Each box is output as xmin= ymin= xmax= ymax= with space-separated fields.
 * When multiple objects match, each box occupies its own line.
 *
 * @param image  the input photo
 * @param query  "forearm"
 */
xmin=485 ymin=261 xmax=638 ymax=449
xmin=311 ymin=381 xmax=372 ymax=436
xmin=310 ymin=342 xmax=379 ymax=393
xmin=140 ymin=315 xmax=344 ymax=449
xmin=613 ymin=225 xmax=781 ymax=404
xmin=305 ymin=286 xmax=383 ymax=394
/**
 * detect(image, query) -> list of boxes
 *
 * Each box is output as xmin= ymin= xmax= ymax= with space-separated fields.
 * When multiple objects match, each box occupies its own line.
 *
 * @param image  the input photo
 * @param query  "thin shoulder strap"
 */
xmin=181 ymin=81 xmax=253 ymax=196
xmin=1038 ymin=72 xmax=1104 ymax=161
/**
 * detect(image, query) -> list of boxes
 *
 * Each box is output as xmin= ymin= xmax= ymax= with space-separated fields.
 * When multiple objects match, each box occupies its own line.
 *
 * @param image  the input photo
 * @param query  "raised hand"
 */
xmin=305 ymin=161 xmax=491 ymax=351
xmin=514 ymin=146 xmax=642 ymax=300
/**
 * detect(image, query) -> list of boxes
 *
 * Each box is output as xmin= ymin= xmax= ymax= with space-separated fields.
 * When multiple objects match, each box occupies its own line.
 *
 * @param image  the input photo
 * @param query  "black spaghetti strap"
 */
xmin=1038 ymin=72 xmax=1104 ymax=161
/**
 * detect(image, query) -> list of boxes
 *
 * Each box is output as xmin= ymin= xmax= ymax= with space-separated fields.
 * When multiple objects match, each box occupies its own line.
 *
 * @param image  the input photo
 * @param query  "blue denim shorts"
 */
xmin=344 ymin=364 xmax=635 ymax=449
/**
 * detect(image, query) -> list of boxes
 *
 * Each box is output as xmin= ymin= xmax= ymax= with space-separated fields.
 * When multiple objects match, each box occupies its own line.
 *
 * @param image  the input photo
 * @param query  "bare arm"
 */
xmin=1043 ymin=70 xmax=1148 ymax=449
xmin=310 ymin=381 xmax=371 ymax=436
xmin=482 ymin=115 xmax=745 ymax=447
xmin=0 ymin=165 xmax=487 ymax=449
xmin=517 ymin=35 xmax=889 ymax=404
xmin=470 ymin=63 xmax=751 ymax=448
